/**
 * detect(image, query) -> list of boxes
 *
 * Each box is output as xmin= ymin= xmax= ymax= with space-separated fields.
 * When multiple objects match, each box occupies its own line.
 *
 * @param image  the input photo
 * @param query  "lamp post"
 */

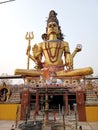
xmin=74 ymin=103 xmax=78 ymax=130
xmin=42 ymin=106 xmax=45 ymax=122
xmin=43 ymin=87 xmax=49 ymax=127
xmin=62 ymin=106 xmax=65 ymax=130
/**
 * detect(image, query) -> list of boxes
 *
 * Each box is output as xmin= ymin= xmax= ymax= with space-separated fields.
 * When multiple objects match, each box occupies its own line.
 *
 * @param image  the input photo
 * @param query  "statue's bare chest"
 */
xmin=42 ymin=41 xmax=63 ymax=62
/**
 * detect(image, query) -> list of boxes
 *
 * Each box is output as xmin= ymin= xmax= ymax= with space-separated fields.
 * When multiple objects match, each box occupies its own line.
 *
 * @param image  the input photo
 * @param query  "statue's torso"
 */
xmin=39 ymin=41 xmax=67 ymax=66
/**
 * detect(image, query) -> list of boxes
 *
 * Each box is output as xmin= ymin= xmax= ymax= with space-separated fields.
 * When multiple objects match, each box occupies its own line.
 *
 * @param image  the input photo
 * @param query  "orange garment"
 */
xmin=42 ymin=68 xmax=50 ymax=80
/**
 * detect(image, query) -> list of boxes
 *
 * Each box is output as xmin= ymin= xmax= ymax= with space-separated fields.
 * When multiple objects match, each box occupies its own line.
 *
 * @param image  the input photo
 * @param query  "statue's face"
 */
xmin=47 ymin=22 xmax=59 ymax=35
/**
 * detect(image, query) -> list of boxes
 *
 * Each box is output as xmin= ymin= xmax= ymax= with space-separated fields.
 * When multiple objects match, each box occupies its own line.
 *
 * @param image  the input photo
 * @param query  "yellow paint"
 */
xmin=0 ymin=104 xmax=21 ymax=120
xmin=85 ymin=106 xmax=98 ymax=122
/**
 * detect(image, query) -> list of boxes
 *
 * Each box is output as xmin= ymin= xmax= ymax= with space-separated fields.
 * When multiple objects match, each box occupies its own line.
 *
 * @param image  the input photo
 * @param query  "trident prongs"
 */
xmin=25 ymin=32 xmax=34 ymax=40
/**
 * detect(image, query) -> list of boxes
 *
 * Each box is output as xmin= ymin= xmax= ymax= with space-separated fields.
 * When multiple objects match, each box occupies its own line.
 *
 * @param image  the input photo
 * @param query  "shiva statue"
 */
xmin=14 ymin=10 xmax=93 ymax=77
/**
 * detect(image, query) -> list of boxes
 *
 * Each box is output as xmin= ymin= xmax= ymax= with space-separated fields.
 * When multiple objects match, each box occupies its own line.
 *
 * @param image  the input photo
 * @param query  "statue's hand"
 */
xmin=32 ymin=44 xmax=39 ymax=58
xmin=32 ymin=44 xmax=38 ymax=52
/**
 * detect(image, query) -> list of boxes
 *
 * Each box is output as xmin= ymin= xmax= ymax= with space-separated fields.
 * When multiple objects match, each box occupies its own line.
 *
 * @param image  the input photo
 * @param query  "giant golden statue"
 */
xmin=15 ymin=10 xmax=93 ymax=77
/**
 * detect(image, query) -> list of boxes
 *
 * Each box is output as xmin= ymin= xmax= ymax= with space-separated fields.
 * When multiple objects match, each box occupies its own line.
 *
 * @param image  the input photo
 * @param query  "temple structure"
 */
xmin=0 ymin=10 xmax=98 ymax=129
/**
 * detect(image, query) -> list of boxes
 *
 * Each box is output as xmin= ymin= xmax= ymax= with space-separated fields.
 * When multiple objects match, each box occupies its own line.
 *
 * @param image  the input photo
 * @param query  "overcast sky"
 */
xmin=0 ymin=0 xmax=98 ymax=80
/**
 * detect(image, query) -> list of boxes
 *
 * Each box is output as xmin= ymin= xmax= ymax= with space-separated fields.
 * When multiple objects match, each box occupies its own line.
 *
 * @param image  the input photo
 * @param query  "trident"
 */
xmin=25 ymin=32 xmax=34 ymax=70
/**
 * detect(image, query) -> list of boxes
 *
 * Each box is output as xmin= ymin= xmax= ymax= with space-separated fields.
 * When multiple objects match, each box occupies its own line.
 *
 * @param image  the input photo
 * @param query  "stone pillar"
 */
xmin=21 ymin=89 xmax=30 ymax=120
xmin=76 ymin=91 xmax=86 ymax=121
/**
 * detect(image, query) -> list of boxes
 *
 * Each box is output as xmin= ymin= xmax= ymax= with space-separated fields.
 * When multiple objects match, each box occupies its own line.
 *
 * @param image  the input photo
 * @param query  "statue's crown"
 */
xmin=47 ymin=10 xmax=59 ymax=26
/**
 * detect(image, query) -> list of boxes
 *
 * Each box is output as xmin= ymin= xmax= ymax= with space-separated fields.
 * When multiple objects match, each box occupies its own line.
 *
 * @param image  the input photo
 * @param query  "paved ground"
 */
xmin=78 ymin=122 xmax=98 ymax=130
xmin=0 ymin=120 xmax=98 ymax=130
xmin=0 ymin=112 xmax=98 ymax=130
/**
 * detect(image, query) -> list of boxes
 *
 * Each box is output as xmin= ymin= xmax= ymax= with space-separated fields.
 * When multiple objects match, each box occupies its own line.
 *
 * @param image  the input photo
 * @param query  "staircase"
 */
xmin=85 ymin=90 xmax=98 ymax=105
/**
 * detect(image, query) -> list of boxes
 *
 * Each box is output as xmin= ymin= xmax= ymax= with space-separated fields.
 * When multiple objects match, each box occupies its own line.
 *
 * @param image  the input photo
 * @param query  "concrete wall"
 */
xmin=85 ymin=106 xmax=98 ymax=122
xmin=0 ymin=104 xmax=21 ymax=120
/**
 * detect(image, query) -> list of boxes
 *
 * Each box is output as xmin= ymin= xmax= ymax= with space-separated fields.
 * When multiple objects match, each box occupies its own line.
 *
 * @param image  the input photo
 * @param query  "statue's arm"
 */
xmin=26 ymin=45 xmax=36 ymax=62
xmin=32 ymin=43 xmax=43 ymax=68
xmin=26 ymin=43 xmax=43 ymax=69
xmin=64 ymin=42 xmax=72 ymax=70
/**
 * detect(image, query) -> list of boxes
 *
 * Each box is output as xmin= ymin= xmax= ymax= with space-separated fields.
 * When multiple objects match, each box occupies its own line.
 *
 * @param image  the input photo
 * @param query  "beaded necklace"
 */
xmin=45 ymin=41 xmax=61 ymax=63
